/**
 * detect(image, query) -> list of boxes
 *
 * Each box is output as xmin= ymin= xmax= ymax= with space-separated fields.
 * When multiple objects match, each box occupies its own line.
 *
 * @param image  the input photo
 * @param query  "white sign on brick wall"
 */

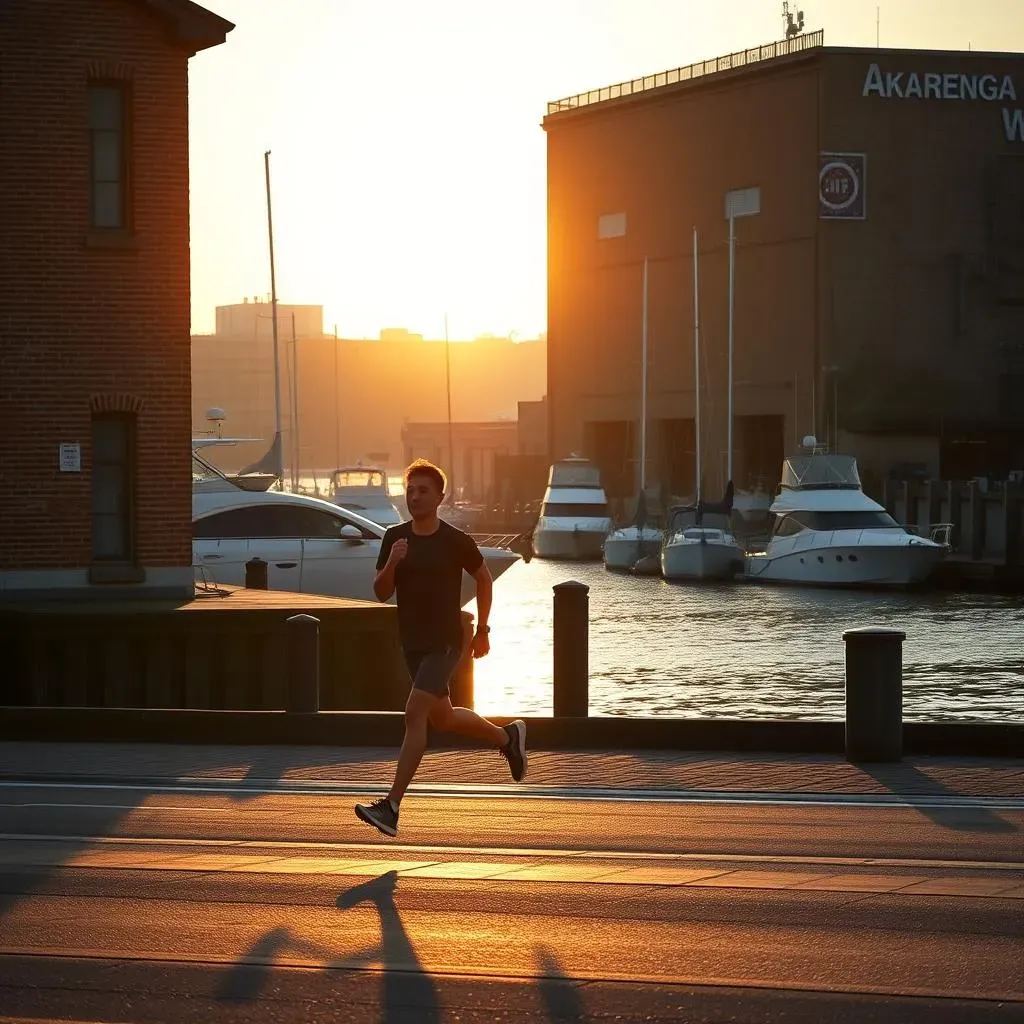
xmin=58 ymin=443 xmax=81 ymax=473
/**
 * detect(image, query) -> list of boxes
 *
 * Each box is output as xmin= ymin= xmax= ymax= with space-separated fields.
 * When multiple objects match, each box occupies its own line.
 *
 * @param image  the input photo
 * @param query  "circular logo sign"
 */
xmin=819 ymin=160 xmax=860 ymax=212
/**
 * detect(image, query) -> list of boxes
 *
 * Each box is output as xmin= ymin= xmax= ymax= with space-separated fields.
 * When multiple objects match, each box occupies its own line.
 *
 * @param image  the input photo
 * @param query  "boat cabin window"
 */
xmin=194 ymin=505 xmax=378 ymax=540
xmin=773 ymin=509 xmax=902 ymax=535
xmin=541 ymin=502 xmax=609 ymax=518
xmin=332 ymin=470 xmax=386 ymax=489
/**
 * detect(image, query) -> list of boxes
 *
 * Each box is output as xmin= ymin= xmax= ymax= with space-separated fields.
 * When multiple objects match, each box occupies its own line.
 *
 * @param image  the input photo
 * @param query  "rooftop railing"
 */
xmin=546 ymin=29 xmax=825 ymax=115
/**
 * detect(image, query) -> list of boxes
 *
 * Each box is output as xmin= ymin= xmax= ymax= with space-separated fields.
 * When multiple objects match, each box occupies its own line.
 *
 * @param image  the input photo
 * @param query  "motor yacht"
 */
xmin=660 ymin=482 xmax=744 ymax=581
xmin=532 ymin=456 xmax=613 ymax=561
xmin=328 ymin=465 xmax=404 ymax=527
xmin=744 ymin=439 xmax=946 ymax=587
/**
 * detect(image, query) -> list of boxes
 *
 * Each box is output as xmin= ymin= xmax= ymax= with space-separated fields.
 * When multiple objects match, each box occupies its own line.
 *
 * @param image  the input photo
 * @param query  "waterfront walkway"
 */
xmin=1 ymin=740 xmax=1021 ymax=797
xmin=0 ymin=741 xmax=1021 ymax=1021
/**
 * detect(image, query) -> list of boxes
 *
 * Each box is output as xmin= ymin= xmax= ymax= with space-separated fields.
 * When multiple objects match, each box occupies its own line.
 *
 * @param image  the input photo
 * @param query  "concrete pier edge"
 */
xmin=0 ymin=707 xmax=1020 ymax=757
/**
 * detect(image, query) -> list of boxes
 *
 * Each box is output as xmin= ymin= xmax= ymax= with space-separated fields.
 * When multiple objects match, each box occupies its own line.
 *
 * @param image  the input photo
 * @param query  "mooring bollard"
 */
xmin=553 ymin=581 xmax=589 ymax=717
xmin=245 ymin=556 xmax=268 ymax=590
xmin=843 ymin=627 xmax=906 ymax=763
xmin=286 ymin=613 xmax=320 ymax=713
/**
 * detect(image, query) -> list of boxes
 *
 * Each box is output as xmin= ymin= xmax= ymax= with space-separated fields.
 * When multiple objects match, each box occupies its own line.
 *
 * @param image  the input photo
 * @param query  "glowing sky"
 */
xmin=187 ymin=0 xmax=1024 ymax=339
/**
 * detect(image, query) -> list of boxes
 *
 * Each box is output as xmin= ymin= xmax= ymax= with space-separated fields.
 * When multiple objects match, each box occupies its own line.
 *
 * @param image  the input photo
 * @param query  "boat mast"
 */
xmin=640 ymin=257 xmax=649 ymax=495
xmin=693 ymin=227 xmax=702 ymax=504
xmin=264 ymin=150 xmax=284 ymax=487
xmin=444 ymin=312 xmax=454 ymax=503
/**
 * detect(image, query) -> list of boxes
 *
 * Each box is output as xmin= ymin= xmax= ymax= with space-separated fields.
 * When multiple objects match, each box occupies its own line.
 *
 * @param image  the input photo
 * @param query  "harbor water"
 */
xmin=469 ymin=558 xmax=1024 ymax=723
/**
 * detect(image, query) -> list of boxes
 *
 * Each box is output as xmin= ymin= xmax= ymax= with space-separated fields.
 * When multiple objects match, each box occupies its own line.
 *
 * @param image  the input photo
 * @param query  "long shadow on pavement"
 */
xmin=216 ymin=871 xmax=439 ymax=1023
xmin=860 ymin=763 xmax=1020 ymax=834
xmin=535 ymin=945 xmax=588 ymax=1020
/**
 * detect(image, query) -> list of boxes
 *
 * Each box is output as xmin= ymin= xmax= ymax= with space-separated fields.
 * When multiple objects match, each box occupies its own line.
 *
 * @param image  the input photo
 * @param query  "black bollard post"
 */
xmin=286 ymin=613 xmax=320 ymax=713
xmin=245 ymin=557 xmax=268 ymax=590
xmin=553 ymin=581 xmax=589 ymax=717
xmin=843 ymin=627 xmax=905 ymax=763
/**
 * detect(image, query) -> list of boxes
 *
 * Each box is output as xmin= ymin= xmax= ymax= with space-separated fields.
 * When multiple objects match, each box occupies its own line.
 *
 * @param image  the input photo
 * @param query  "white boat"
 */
xmin=328 ymin=465 xmax=404 ymax=526
xmin=659 ymin=226 xmax=743 ymax=583
xmin=604 ymin=523 xmax=664 ymax=573
xmin=192 ymin=437 xmax=278 ymax=493
xmin=744 ymin=439 xmax=946 ymax=588
xmin=532 ymin=456 xmax=613 ymax=561
xmin=733 ymin=482 xmax=773 ymax=525
xmin=661 ymin=484 xmax=745 ymax=581
xmin=192 ymin=455 xmax=517 ymax=606
xmin=603 ymin=257 xmax=664 ymax=573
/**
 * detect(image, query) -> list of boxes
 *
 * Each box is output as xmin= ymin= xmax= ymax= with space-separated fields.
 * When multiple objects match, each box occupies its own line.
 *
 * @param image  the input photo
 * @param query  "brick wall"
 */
xmin=0 ymin=0 xmax=205 ymax=575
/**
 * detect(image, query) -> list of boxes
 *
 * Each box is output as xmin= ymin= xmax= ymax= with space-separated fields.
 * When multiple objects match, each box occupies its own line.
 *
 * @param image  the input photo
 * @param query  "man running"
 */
xmin=355 ymin=459 xmax=527 ymax=837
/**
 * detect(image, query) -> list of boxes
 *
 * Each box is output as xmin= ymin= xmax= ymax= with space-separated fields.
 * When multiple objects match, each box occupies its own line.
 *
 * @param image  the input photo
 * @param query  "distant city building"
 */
xmin=400 ymin=420 xmax=519 ymax=503
xmin=192 ymin=304 xmax=547 ymax=478
xmin=0 ymin=0 xmax=233 ymax=599
xmin=544 ymin=33 xmax=1024 ymax=499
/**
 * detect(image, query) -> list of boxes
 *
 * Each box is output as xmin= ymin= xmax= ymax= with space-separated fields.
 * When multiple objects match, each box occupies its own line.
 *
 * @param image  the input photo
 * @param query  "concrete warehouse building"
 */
xmin=543 ymin=31 xmax=1024 ymax=503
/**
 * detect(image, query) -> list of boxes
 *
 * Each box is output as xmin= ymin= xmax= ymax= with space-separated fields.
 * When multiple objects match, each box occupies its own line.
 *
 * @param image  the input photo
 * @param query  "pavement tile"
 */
xmin=897 ymin=877 xmax=1024 ymax=897
xmin=243 ymin=857 xmax=383 ymax=874
xmin=324 ymin=859 xmax=435 ymax=876
xmin=398 ymin=861 xmax=524 ymax=880
xmin=693 ymin=870 xmax=833 ymax=889
xmin=489 ymin=863 xmax=637 ymax=883
xmin=791 ymin=873 xmax=925 ymax=893
xmin=591 ymin=866 xmax=731 ymax=886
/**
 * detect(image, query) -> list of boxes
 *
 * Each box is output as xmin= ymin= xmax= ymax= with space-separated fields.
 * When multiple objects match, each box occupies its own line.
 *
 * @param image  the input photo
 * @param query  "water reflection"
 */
xmin=471 ymin=560 xmax=1024 ymax=722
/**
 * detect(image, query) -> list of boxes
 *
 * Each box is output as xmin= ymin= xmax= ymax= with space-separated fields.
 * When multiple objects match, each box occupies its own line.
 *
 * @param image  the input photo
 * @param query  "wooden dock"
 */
xmin=1 ymin=585 xmax=474 ymax=712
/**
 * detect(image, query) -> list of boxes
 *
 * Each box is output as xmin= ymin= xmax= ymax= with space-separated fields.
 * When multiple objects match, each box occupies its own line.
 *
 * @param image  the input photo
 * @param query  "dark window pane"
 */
xmin=92 ymin=463 xmax=125 ymax=515
xmin=92 ymin=182 xmax=123 ymax=229
xmin=91 ymin=415 xmax=133 ymax=562
xmin=89 ymin=86 xmax=122 ymax=131
xmin=92 ymin=418 xmax=127 ymax=462
xmin=541 ymin=503 xmax=609 ymax=517
xmin=92 ymin=131 xmax=121 ymax=182
xmin=93 ymin=515 xmax=127 ymax=560
xmin=193 ymin=507 xmax=280 ymax=539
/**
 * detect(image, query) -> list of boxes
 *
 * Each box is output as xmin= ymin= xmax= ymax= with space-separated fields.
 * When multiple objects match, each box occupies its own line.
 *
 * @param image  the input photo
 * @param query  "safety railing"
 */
xmin=546 ymin=29 xmax=824 ymax=115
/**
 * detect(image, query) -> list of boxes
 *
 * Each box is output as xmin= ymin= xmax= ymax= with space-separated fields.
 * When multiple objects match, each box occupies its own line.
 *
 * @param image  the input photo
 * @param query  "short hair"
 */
xmin=404 ymin=458 xmax=447 ymax=495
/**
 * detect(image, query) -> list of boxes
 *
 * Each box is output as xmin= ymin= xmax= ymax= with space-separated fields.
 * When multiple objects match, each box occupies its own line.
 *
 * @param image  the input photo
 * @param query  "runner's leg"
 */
xmin=386 ymin=687 xmax=436 ymax=806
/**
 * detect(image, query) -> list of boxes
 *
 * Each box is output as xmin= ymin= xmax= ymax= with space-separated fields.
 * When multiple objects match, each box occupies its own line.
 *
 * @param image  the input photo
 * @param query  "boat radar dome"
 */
xmin=801 ymin=434 xmax=818 ymax=449
xmin=205 ymin=407 xmax=226 ymax=424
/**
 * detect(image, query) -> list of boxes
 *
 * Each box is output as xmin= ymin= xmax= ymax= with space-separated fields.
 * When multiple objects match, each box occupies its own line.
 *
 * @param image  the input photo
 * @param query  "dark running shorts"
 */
xmin=404 ymin=645 xmax=463 ymax=698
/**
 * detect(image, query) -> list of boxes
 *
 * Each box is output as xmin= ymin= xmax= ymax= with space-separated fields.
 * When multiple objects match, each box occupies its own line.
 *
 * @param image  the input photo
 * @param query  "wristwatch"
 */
xmin=475 ymin=625 xmax=490 ymax=634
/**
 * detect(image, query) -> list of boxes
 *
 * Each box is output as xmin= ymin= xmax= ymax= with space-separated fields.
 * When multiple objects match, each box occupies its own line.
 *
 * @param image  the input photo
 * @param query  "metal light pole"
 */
xmin=724 ymin=186 xmax=761 ymax=488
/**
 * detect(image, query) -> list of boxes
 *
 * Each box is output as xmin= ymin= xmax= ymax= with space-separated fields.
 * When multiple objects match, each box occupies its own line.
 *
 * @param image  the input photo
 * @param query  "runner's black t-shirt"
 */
xmin=376 ymin=520 xmax=484 ymax=650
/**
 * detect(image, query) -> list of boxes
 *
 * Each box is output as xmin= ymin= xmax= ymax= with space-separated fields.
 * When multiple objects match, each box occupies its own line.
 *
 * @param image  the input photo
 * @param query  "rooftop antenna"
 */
xmin=782 ymin=1 xmax=805 ymax=39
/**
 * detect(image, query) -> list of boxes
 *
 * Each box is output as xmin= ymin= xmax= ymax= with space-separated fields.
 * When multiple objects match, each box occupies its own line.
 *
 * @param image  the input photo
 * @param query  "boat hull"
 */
xmin=661 ymin=537 xmax=744 ymax=580
xmin=744 ymin=538 xmax=944 ymax=588
xmin=603 ymin=528 xmax=663 ymax=572
xmin=533 ymin=523 xmax=610 ymax=561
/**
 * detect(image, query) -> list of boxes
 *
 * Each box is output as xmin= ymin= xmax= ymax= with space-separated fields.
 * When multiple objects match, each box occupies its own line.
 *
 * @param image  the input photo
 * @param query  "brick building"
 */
xmin=0 ymin=0 xmax=232 ymax=599
xmin=544 ymin=33 xmax=1024 ymax=502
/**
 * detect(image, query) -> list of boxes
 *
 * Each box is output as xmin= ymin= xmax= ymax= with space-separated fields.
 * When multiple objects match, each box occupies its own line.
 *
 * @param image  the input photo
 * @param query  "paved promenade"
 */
xmin=0 ymin=740 xmax=1021 ymax=1021
xmin=1 ymin=740 xmax=1021 ymax=797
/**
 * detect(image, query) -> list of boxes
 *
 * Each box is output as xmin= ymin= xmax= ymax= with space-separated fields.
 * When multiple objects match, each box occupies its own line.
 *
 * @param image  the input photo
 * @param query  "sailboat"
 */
xmin=661 ymin=228 xmax=744 ymax=582
xmin=603 ymin=257 xmax=664 ymax=573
